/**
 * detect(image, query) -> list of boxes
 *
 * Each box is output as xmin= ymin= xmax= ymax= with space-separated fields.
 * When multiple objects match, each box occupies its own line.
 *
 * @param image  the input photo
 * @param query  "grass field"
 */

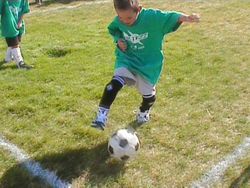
xmin=0 ymin=0 xmax=249 ymax=187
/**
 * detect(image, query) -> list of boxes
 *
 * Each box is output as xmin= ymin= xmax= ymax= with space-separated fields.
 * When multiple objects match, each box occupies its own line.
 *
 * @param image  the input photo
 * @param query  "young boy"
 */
xmin=92 ymin=0 xmax=200 ymax=130
xmin=0 ymin=0 xmax=32 ymax=69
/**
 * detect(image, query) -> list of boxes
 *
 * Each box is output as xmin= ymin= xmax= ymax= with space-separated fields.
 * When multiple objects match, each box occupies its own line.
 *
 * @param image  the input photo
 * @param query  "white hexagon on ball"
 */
xmin=108 ymin=128 xmax=140 ymax=161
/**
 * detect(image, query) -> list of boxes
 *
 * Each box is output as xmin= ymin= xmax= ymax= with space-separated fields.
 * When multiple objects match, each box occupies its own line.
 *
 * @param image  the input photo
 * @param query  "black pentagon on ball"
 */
xmin=121 ymin=155 xmax=130 ymax=160
xmin=119 ymin=139 xmax=128 ymax=148
xmin=135 ymin=143 xmax=139 ymax=151
xmin=108 ymin=145 xmax=114 ymax=154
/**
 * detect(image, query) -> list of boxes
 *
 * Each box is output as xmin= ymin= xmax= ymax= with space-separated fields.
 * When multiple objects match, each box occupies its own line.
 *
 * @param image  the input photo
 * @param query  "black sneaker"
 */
xmin=17 ymin=61 xmax=32 ymax=70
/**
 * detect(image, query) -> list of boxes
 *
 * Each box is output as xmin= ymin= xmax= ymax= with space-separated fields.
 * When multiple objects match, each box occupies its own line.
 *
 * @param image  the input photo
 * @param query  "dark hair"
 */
xmin=114 ymin=0 xmax=139 ymax=11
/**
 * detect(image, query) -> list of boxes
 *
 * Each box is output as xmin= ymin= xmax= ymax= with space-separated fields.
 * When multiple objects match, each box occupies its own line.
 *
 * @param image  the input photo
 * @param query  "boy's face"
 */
xmin=116 ymin=8 xmax=140 ymax=26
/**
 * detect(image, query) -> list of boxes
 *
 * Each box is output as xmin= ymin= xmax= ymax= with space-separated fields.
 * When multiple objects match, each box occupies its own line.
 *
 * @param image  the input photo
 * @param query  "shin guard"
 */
xmin=99 ymin=76 xmax=124 ymax=109
xmin=139 ymin=95 xmax=156 ymax=112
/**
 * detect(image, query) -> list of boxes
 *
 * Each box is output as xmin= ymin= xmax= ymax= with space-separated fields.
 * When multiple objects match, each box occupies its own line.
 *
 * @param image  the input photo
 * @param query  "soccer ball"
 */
xmin=108 ymin=128 xmax=140 ymax=161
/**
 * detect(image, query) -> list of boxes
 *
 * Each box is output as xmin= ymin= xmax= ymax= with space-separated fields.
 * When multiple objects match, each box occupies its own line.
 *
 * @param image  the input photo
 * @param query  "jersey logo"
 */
xmin=123 ymin=31 xmax=148 ymax=50
xmin=123 ymin=31 xmax=148 ymax=45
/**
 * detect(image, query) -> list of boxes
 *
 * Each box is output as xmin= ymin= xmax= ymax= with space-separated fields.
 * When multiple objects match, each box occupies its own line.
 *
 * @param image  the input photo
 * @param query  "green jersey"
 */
xmin=0 ymin=0 xmax=30 ymax=38
xmin=108 ymin=8 xmax=182 ymax=85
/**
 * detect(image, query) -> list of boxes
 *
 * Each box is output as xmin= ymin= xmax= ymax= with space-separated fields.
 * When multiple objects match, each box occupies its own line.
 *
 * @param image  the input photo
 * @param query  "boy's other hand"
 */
xmin=17 ymin=21 xmax=23 ymax=29
xmin=188 ymin=13 xmax=200 ymax=23
xmin=117 ymin=39 xmax=127 ymax=51
xmin=180 ymin=13 xmax=200 ymax=23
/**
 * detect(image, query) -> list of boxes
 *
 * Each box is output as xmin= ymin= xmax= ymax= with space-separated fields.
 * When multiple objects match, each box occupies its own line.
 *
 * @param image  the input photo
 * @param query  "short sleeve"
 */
xmin=108 ymin=17 xmax=123 ymax=43
xmin=156 ymin=10 xmax=182 ymax=34
xmin=0 ymin=0 xmax=3 ymax=15
xmin=22 ymin=0 xmax=30 ymax=14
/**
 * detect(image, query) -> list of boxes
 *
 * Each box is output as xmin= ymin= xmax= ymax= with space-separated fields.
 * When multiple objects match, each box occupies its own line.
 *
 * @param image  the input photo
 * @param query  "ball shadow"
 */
xmin=0 ymin=141 xmax=125 ymax=187
xmin=126 ymin=120 xmax=144 ymax=130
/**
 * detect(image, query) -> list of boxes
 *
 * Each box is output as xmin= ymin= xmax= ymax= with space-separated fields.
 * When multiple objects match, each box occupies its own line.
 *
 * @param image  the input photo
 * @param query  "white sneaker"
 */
xmin=92 ymin=107 xmax=109 ymax=130
xmin=136 ymin=110 xmax=150 ymax=124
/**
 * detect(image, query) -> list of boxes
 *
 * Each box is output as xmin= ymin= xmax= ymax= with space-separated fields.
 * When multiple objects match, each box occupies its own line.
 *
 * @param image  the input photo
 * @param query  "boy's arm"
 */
xmin=108 ymin=20 xmax=123 ymax=43
xmin=179 ymin=13 xmax=200 ymax=23
xmin=0 ymin=0 xmax=3 ymax=15
xmin=108 ymin=18 xmax=128 ymax=51
xmin=17 ymin=15 xmax=24 ymax=29
xmin=108 ymin=23 xmax=127 ymax=51
xmin=22 ymin=0 xmax=30 ymax=14
xmin=17 ymin=0 xmax=30 ymax=29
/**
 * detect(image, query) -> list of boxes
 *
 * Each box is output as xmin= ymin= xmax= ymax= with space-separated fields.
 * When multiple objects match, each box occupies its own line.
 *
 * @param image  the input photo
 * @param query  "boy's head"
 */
xmin=113 ymin=0 xmax=141 ymax=26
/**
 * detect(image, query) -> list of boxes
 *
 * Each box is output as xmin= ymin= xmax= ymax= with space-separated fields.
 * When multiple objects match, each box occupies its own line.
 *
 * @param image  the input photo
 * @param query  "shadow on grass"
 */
xmin=0 ymin=63 xmax=17 ymax=70
xmin=0 ymin=141 xmax=125 ymax=187
xmin=230 ymin=164 xmax=250 ymax=188
xmin=126 ymin=120 xmax=146 ymax=130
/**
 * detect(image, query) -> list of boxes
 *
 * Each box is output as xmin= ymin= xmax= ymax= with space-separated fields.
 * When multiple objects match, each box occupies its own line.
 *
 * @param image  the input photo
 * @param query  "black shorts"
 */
xmin=5 ymin=35 xmax=22 ymax=47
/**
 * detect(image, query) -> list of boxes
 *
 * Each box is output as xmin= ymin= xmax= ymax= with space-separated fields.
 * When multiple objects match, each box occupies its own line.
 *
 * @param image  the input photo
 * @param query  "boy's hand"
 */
xmin=188 ymin=13 xmax=200 ymax=22
xmin=117 ymin=39 xmax=127 ymax=51
xmin=17 ymin=21 xmax=23 ymax=29
xmin=180 ymin=13 xmax=200 ymax=23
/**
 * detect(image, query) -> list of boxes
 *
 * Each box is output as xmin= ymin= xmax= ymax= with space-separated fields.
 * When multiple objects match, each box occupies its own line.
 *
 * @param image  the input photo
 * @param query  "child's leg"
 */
xmin=139 ymin=94 xmax=156 ymax=112
xmin=136 ymin=94 xmax=156 ymax=124
xmin=17 ymin=35 xmax=25 ymax=59
xmin=5 ymin=36 xmax=31 ymax=69
xmin=17 ymin=35 xmax=22 ymax=43
xmin=92 ymin=75 xmax=125 ymax=130
xmin=5 ymin=37 xmax=22 ymax=62
xmin=11 ymin=46 xmax=24 ymax=64
xmin=5 ymin=47 xmax=12 ymax=63
xmin=99 ymin=75 xmax=125 ymax=109
xmin=136 ymin=76 xmax=156 ymax=124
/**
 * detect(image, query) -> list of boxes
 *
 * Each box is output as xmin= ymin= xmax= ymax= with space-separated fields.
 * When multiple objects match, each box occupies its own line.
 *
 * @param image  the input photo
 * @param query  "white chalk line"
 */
xmin=10 ymin=0 xmax=250 ymax=186
xmin=191 ymin=137 xmax=250 ymax=188
xmin=0 ymin=135 xmax=71 ymax=188
xmin=29 ymin=0 xmax=112 ymax=15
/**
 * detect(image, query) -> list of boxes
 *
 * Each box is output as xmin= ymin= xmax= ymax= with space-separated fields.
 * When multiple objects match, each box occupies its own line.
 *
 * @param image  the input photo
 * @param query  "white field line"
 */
xmin=29 ymin=0 xmax=112 ymax=15
xmin=191 ymin=137 xmax=250 ymax=188
xmin=0 ymin=135 xmax=71 ymax=188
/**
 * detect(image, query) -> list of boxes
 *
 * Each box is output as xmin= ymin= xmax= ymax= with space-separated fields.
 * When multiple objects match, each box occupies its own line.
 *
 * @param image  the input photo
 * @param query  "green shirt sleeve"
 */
xmin=21 ymin=0 xmax=30 ymax=15
xmin=108 ymin=17 xmax=123 ymax=43
xmin=0 ymin=0 xmax=2 ymax=15
xmin=156 ymin=10 xmax=182 ymax=35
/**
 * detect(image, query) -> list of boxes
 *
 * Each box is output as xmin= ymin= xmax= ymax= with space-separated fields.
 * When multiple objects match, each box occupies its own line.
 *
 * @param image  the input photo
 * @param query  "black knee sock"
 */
xmin=99 ymin=77 xmax=124 ymax=109
xmin=139 ymin=95 xmax=156 ymax=112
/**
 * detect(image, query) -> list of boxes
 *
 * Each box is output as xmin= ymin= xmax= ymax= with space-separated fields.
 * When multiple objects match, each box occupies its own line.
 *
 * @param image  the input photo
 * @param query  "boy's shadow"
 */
xmin=0 ymin=141 xmax=125 ymax=187
xmin=0 ymin=62 xmax=17 ymax=70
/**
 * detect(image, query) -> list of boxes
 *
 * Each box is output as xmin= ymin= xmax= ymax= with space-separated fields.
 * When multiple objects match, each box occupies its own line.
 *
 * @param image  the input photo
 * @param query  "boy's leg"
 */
xmin=92 ymin=75 xmax=125 ymax=130
xmin=5 ymin=37 xmax=31 ymax=70
xmin=140 ymin=94 xmax=156 ymax=112
xmin=17 ymin=35 xmax=25 ymax=59
xmin=136 ymin=76 xmax=156 ymax=124
xmin=137 ymin=94 xmax=156 ymax=124
xmin=17 ymin=35 xmax=22 ymax=43
xmin=99 ymin=75 xmax=125 ymax=109
xmin=5 ymin=47 xmax=13 ymax=63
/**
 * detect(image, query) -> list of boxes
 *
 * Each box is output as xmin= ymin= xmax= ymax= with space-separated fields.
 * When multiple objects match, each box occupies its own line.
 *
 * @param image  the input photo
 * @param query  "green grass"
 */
xmin=0 ymin=0 xmax=249 ymax=187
